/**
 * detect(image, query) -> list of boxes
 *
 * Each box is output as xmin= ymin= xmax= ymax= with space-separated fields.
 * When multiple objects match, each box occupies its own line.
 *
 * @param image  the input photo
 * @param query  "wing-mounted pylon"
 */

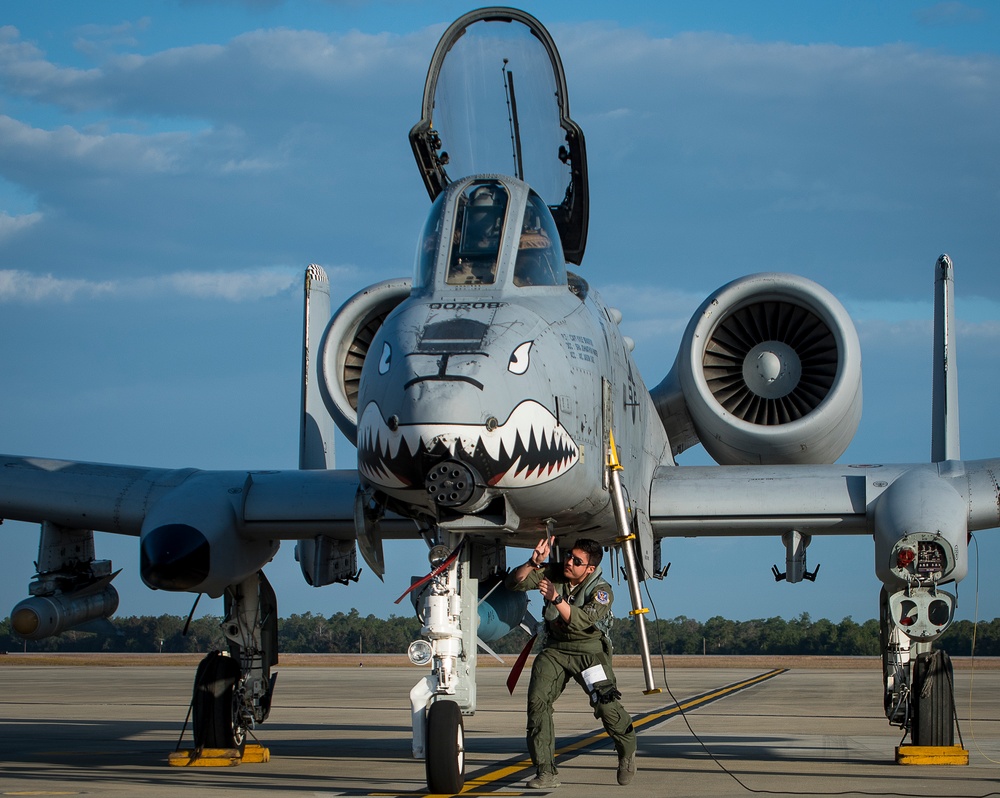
xmin=409 ymin=7 xmax=589 ymax=264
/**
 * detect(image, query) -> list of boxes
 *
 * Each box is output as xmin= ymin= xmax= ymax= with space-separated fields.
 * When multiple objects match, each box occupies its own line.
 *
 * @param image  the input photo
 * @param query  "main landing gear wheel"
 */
xmin=425 ymin=700 xmax=465 ymax=794
xmin=911 ymin=650 xmax=955 ymax=746
xmin=192 ymin=651 xmax=245 ymax=751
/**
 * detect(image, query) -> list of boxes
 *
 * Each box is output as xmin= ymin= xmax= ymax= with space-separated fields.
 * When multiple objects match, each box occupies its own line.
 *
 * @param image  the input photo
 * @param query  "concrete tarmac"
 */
xmin=1 ymin=659 xmax=999 ymax=797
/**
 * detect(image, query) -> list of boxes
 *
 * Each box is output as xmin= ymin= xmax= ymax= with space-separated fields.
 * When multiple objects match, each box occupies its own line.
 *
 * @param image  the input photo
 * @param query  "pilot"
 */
xmin=448 ymin=185 xmax=503 ymax=284
xmin=466 ymin=185 xmax=503 ymax=247
xmin=513 ymin=207 xmax=560 ymax=286
xmin=506 ymin=537 xmax=637 ymax=788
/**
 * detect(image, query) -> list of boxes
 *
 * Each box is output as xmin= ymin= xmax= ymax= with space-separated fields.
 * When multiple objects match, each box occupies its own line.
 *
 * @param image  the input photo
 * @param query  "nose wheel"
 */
xmin=425 ymin=700 xmax=465 ymax=793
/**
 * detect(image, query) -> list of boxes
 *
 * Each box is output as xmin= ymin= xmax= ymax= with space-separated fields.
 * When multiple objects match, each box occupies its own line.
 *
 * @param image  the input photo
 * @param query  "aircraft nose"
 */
xmin=140 ymin=523 xmax=210 ymax=591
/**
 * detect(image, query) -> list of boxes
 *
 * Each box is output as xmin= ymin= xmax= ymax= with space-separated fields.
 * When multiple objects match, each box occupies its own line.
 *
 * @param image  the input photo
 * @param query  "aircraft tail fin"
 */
xmin=931 ymin=254 xmax=960 ymax=463
xmin=300 ymin=264 xmax=336 ymax=470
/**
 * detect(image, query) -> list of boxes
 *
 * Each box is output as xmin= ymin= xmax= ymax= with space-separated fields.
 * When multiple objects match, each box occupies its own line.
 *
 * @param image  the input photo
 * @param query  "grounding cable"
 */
xmin=636 ymin=559 xmax=1000 ymax=797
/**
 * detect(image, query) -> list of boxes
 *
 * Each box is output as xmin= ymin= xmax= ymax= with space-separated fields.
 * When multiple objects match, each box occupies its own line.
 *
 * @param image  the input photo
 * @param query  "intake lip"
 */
xmin=140 ymin=523 xmax=210 ymax=591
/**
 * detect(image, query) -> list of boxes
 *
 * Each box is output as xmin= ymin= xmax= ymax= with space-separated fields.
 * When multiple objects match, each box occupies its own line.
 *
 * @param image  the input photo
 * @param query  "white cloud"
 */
xmin=0 ymin=210 xmax=41 ymax=240
xmin=155 ymin=268 xmax=298 ymax=301
xmin=0 ymin=23 xmax=433 ymax=123
xmin=0 ymin=267 xmax=294 ymax=302
xmin=0 ymin=263 xmax=364 ymax=303
xmin=0 ymin=26 xmax=100 ymax=106
xmin=0 ymin=115 xmax=188 ymax=176
xmin=72 ymin=18 xmax=151 ymax=59
xmin=0 ymin=269 xmax=116 ymax=301
xmin=0 ymin=16 xmax=997 ymax=305
xmin=914 ymin=2 xmax=988 ymax=27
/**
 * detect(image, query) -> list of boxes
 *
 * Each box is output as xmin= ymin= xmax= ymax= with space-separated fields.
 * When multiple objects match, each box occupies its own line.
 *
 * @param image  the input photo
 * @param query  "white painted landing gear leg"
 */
xmin=408 ymin=532 xmax=477 ymax=794
xmin=607 ymin=432 xmax=661 ymax=696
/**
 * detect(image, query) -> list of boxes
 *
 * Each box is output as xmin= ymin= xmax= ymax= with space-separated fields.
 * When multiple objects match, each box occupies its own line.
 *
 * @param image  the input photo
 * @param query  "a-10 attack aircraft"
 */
xmin=1 ymin=7 xmax=997 ymax=792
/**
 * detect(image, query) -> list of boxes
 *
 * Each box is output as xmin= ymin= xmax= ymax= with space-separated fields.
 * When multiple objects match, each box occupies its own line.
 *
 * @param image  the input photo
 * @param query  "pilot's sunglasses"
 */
xmin=564 ymin=553 xmax=590 ymax=567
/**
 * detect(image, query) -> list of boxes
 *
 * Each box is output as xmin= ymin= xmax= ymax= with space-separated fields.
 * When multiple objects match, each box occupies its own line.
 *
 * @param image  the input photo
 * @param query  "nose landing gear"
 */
xmin=406 ymin=532 xmax=479 ymax=794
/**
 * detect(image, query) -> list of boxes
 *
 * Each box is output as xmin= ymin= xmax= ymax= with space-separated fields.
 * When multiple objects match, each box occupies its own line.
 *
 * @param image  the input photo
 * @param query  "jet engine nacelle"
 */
xmin=653 ymin=273 xmax=862 ymax=465
xmin=320 ymin=278 xmax=412 ymax=446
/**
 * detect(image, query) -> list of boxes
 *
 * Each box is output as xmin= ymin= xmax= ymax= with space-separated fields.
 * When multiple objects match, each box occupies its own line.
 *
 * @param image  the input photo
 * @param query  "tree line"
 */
xmin=3 ymin=611 xmax=999 ymax=656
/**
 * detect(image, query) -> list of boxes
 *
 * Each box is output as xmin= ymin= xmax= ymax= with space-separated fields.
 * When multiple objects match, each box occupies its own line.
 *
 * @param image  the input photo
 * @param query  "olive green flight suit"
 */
xmin=506 ymin=564 xmax=636 ymax=774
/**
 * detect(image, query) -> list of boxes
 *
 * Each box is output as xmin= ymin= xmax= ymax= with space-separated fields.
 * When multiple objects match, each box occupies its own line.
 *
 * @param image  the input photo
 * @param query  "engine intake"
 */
xmin=319 ymin=278 xmax=411 ymax=445
xmin=654 ymin=273 xmax=862 ymax=465
xmin=705 ymin=299 xmax=836 ymax=424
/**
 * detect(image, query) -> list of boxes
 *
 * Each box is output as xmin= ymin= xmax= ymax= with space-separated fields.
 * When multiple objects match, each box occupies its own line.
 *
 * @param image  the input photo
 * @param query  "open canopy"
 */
xmin=409 ymin=7 xmax=589 ymax=265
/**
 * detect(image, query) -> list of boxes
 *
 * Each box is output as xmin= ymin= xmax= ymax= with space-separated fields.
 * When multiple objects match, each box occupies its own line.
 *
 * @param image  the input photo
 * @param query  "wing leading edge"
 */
xmin=649 ymin=459 xmax=1000 ymax=538
xmin=0 ymin=454 xmax=367 ymax=540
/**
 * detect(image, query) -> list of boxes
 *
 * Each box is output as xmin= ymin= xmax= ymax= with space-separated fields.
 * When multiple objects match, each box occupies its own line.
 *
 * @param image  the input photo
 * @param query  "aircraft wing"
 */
xmin=0 ymin=451 xmax=430 ymax=603
xmin=649 ymin=459 xmax=1000 ymax=539
xmin=649 ymin=462 xmax=874 ymax=538
xmin=0 ymin=453 xmax=364 ymax=541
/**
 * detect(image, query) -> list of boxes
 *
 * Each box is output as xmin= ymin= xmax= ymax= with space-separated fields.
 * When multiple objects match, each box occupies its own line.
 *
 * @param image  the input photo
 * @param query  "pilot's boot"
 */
xmin=527 ymin=767 xmax=561 ymax=789
xmin=616 ymin=753 xmax=636 ymax=785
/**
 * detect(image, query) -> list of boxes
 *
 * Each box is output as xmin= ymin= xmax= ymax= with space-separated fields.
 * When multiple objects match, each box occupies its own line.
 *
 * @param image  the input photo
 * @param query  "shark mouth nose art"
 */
xmin=357 ymin=400 xmax=580 ymax=491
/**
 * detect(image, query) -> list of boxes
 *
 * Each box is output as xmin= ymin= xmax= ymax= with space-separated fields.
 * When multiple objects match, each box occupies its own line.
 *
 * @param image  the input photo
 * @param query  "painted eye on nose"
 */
xmin=378 ymin=342 xmax=392 ymax=375
xmin=508 ymin=341 xmax=533 ymax=375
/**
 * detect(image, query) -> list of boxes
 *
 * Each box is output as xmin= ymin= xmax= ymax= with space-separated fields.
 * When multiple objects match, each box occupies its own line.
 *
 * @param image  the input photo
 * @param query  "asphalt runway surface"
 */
xmin=1 ymin=658 xmax=999 ymax=797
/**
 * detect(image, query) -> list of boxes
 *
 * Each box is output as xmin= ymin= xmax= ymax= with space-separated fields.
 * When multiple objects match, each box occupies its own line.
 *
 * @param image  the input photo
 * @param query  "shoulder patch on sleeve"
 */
xmin=594 ymin=589 xmax=610 ymax=605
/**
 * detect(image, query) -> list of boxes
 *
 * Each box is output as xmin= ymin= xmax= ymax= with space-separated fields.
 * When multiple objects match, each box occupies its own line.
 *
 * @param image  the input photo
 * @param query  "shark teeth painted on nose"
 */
xmin=357 ymin=400 xmax=580 ymax=491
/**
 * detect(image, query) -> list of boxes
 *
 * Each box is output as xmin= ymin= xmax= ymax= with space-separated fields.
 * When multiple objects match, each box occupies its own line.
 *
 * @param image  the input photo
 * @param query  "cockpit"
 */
xmin=409 ymin=8 xmax=590 ymax=266
xmin=414 ymin=176 xmax=567 ymax=291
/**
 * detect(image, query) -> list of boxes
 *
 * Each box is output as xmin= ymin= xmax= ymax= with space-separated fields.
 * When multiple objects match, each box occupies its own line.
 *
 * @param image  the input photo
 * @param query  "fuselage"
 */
xmin=355 ymin=175 xmax=672 ymax=544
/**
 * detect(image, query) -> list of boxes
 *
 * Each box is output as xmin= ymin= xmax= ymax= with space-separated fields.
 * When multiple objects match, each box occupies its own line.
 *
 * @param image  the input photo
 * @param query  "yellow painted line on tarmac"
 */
xmin=461 ymin=756 xmax=535 ymax=791
xmin=369 ymin=669 xmax=786 ymax=797
xmin=631 ymin=668 xmax=787 ymax=733
xmin=460 ymin=668 xmax=787 ymax=795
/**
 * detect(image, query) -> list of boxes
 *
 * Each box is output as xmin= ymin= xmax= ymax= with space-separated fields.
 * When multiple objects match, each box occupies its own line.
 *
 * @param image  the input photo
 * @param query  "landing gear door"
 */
xmin=409 ymin=7 xmax=589 ymax=265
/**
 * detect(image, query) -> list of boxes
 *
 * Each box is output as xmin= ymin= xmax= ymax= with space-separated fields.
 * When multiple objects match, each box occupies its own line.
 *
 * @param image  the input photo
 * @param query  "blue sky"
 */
xmin=2 ymin=1 xmax=999 ymax=631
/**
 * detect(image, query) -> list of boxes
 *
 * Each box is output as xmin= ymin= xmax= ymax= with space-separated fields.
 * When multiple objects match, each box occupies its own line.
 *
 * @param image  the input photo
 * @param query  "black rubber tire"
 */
xmin=192 ymin=651 xmax=244 ymax=750
xmin=911 ymin=650 xmax=955 ymax=746
xmin=425 ymin=700 xmax=465 ymax=794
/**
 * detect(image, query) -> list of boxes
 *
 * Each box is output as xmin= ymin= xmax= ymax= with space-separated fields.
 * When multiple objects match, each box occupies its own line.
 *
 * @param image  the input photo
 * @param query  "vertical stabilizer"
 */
xmin=300 ymin=264 xmax=336 ymax=470
xmin=931 ymin=254 xmax=960 ymax=462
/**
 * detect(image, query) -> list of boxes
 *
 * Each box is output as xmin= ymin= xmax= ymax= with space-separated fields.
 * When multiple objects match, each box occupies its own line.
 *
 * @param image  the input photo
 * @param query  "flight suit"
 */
xmin=506 ymin=564 xmax=636 ymax=775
